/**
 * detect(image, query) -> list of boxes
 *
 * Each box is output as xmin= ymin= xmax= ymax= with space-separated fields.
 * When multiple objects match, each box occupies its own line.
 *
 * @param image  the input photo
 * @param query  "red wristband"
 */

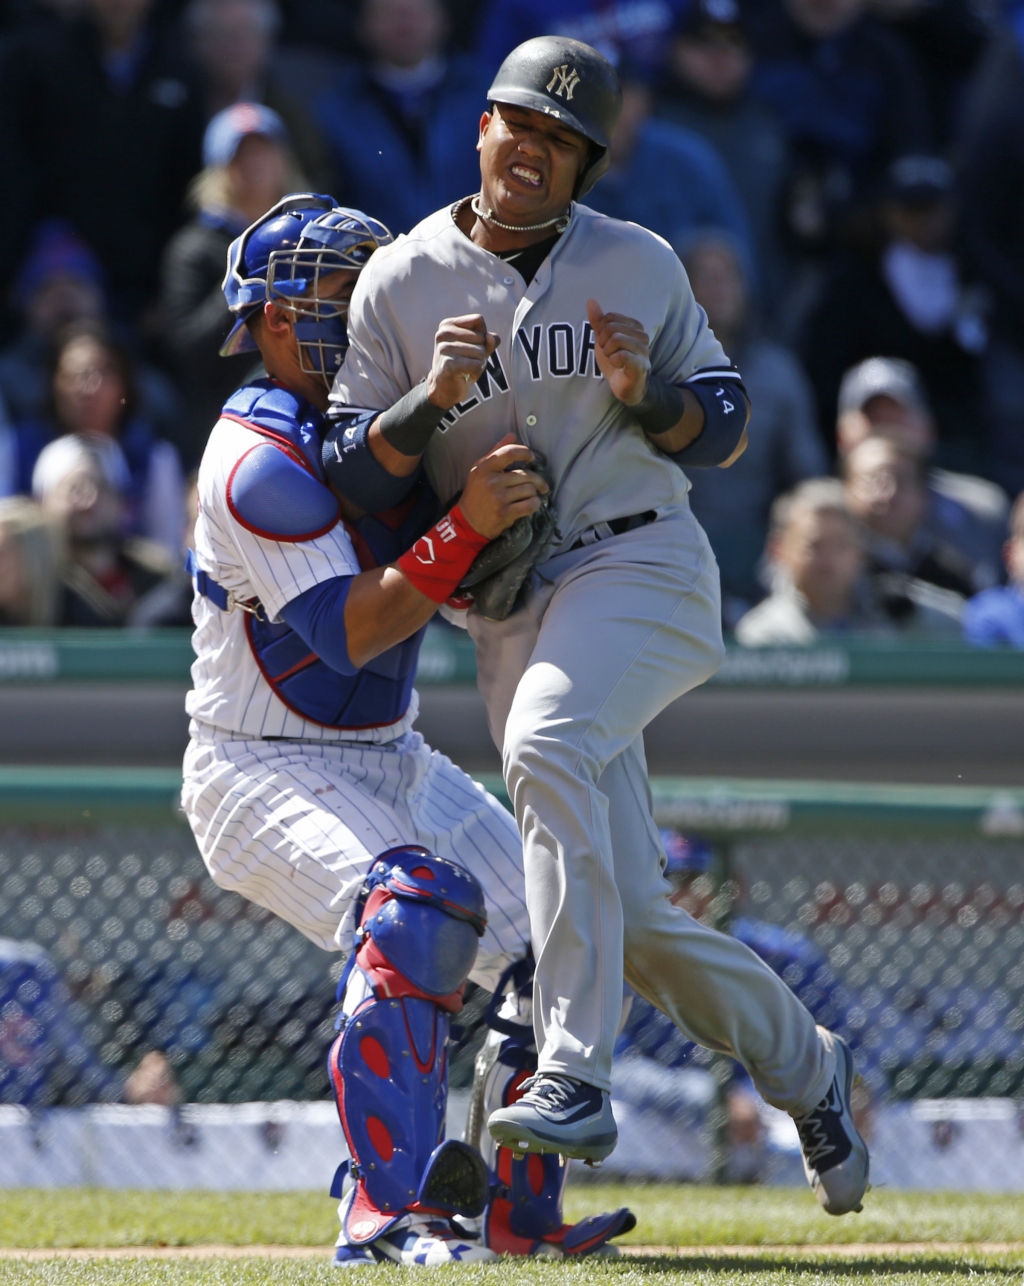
xmin=397 ymin=505 xmax=490 ymax=604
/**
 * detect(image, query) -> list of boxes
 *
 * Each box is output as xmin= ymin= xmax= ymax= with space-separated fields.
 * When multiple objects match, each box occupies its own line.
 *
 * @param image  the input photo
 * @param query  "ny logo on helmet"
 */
xmin=547 ymin=64 xmax=580 ymax=100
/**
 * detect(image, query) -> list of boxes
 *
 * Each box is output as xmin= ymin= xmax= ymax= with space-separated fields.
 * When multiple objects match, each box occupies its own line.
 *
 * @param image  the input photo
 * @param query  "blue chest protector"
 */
xmin=213 ymin=380 xmax=440 ymax=731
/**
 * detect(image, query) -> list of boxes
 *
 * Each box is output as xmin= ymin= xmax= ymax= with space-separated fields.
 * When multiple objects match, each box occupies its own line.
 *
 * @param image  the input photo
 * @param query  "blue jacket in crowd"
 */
xmin=963 ymin=584 xmax=1024 ymax=648
xmin=313 ymin=55 xmax=490 ymax=237
xmin=475 ymin=0 xmax=689 ymax=77
xmin=0 ymin=938 xmax=120 ymax=1106
xmin=747 ymin=10 xmax=930 ymax=197
xmin=586 ymin=120 xmax=756 ymax=281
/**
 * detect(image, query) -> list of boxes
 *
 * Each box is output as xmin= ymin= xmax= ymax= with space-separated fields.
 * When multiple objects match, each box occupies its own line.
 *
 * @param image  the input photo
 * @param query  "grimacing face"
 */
xmin=478 ymin=102 xmax=589 ymax=221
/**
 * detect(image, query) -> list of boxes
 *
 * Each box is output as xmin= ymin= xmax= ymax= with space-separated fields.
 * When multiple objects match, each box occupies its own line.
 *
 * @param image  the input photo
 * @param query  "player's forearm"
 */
xmin=638 ymin=390 xmax=750 ymax=466
xmin=639 ymin=385 xmax=706 ymax=454
xmin=348 ymin=504 xmax=492 ymax=666
xmin=323 ymin=414 xmax=423 ymax=513
xmin=368 ymin=383 xmax=451 ymax=477
xmin=632 ymin=377 xmax=750 ymax=469
xmin=281 ymin=568 xmax=438 ymax=673
xmin=366 ymin=419 xmax=423 ymax=477
xmin=344 ymin=567 xmax=439 ymax=668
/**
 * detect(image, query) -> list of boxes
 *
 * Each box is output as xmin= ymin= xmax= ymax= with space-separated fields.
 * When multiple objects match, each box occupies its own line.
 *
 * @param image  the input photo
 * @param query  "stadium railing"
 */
xmin=1 ymin=769 xmax=1022 ymax=1190
xmin=0 ymin=625 xmax=1023 ymax=687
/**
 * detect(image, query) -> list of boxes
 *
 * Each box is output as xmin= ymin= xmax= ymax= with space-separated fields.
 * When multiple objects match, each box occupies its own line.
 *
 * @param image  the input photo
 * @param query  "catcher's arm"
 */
xmin=343 ymin=440 xmax=544 ymax=664
xmin=295 ymin=438 xmax=544 ymax=670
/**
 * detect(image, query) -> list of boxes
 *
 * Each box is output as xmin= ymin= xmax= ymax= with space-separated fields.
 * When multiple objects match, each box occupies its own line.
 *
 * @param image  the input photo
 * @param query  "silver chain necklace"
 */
xmin=469 ymin=194 xmax=571 ymax=234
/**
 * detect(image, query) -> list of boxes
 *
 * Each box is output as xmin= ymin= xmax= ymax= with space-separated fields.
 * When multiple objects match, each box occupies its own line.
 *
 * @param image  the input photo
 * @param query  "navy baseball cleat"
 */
xmin=793 ymin=1030 xmax=870 ymax=1215
xmin=487 ymin=1073 xmax=617 ymax=1162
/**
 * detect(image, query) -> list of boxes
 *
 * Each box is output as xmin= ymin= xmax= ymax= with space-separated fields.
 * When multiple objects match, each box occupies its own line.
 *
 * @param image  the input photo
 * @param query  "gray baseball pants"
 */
xmin=467 ymin=506 xmax=834 ymax=1113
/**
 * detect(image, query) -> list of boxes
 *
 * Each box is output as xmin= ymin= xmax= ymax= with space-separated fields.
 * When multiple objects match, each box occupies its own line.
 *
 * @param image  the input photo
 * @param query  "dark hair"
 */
xmin=48 ymin=320 xmax=138 ymax=436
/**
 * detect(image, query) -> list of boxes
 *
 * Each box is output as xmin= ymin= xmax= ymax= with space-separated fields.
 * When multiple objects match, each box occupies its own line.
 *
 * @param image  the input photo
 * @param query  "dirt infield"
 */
xmin=2 ymin=1243 xmax=1023 ymax=1261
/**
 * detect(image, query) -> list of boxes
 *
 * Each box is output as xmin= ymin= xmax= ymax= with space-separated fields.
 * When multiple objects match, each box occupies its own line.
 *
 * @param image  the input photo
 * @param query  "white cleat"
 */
xmin=370 ymin=1216 xmax=498 ymax=1266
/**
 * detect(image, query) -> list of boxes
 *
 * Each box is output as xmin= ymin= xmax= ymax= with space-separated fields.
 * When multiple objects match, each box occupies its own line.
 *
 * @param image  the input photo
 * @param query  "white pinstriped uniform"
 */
xmin=182 ymin=416 xmax=531 ymax=992
xmin=186 ymin=418 xmax=411 ymax=744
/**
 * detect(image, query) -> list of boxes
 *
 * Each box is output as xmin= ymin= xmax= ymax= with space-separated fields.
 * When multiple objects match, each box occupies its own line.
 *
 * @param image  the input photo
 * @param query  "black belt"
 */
xmin=568 ymin=510 xmax=657 ymax=552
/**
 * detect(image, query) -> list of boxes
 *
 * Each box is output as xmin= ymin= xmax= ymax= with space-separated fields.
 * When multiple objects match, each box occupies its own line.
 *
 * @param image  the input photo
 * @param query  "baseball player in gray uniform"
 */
xmin=327 ymin=36 xmax=869 ymax=1215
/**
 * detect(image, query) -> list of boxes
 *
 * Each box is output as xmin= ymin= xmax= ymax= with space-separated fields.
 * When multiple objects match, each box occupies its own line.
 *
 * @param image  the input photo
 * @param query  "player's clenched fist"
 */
xmin=460 ymin=436 xmax=549 ymax=539
xmin=426 ymin=314 xmax=502 ymax=410
xmin=586 ymin=298 xmax=651 ymax=407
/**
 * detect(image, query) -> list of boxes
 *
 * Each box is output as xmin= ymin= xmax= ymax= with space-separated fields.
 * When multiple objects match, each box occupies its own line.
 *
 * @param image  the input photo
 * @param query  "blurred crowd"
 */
xmin=0 ymin=0 xmax=1023 ymax=643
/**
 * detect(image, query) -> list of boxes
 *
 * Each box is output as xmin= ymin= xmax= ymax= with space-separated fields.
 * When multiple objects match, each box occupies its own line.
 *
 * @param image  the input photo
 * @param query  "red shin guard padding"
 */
xmin=482 ymin=1050 xmax=638 ymax=1256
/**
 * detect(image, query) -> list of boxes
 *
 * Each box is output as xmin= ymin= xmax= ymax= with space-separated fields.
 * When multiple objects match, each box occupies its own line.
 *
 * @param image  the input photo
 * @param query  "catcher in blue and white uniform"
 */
xmin=181 ymin=194 xmax=634 ymax=1265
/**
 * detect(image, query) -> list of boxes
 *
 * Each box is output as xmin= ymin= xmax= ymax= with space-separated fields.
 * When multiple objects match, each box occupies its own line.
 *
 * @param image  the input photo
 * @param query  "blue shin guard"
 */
xmin=476 ymin=958 xmax=637 ymax=1256
xmin=328 ymin=848 xmax=489 ymax=1247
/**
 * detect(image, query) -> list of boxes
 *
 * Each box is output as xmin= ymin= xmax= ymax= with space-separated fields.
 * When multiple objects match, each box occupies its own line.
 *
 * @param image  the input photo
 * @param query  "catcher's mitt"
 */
xmin=458 ymin=462 xmax=557 ymax=622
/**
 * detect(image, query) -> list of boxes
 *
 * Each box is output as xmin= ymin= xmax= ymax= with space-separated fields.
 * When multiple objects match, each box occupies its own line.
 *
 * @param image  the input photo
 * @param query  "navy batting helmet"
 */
xmin=220 ymin=193 xmax=392 ymax=385
xmin=487 ymin=37 xmax=622 ymax=198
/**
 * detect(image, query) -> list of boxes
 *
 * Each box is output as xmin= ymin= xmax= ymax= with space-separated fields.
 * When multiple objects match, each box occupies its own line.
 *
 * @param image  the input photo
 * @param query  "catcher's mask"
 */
xmin=220 ymin=194 xmax=393 ymax=388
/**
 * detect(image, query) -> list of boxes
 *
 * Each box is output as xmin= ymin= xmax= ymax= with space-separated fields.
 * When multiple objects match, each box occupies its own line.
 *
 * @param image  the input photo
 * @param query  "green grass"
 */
xmin=3 ymin=1187 xmax=1024 ymax=1250
xmin=564 ymin=1186 xmax=1024 ymax=1247
xmin=2 ymin=1254 xmax=1024 ymax=1286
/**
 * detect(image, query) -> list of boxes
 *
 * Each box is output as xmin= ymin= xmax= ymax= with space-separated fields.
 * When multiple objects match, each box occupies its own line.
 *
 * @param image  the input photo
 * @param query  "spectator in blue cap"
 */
xmin=963 ymin=493 xmax=1024 ymax=648
xmin=185 ymin=0 xmax=336 ymax=193
xmin=160 ymin=103 xmax=303 ymax=466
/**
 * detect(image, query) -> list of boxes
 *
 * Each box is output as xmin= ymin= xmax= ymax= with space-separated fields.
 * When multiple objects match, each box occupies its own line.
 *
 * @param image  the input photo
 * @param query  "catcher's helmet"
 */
xmin=220 ymin=193 xmax=392 ymax=386
xmin=487 ymin=36 xmax=622 ymax=199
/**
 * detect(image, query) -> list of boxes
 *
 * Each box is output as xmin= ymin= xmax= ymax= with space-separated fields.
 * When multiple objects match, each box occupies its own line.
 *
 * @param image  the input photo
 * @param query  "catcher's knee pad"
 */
xmin=329 ymin=847 xmax=489 ymax=1246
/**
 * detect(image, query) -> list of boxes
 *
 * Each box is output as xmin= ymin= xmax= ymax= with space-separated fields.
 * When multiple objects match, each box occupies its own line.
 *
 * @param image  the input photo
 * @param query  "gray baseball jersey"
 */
xmin=331 ymin=201 xmax=735 ymax=549
xmin=329 ymin=198 xmax=832 ymax=1116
